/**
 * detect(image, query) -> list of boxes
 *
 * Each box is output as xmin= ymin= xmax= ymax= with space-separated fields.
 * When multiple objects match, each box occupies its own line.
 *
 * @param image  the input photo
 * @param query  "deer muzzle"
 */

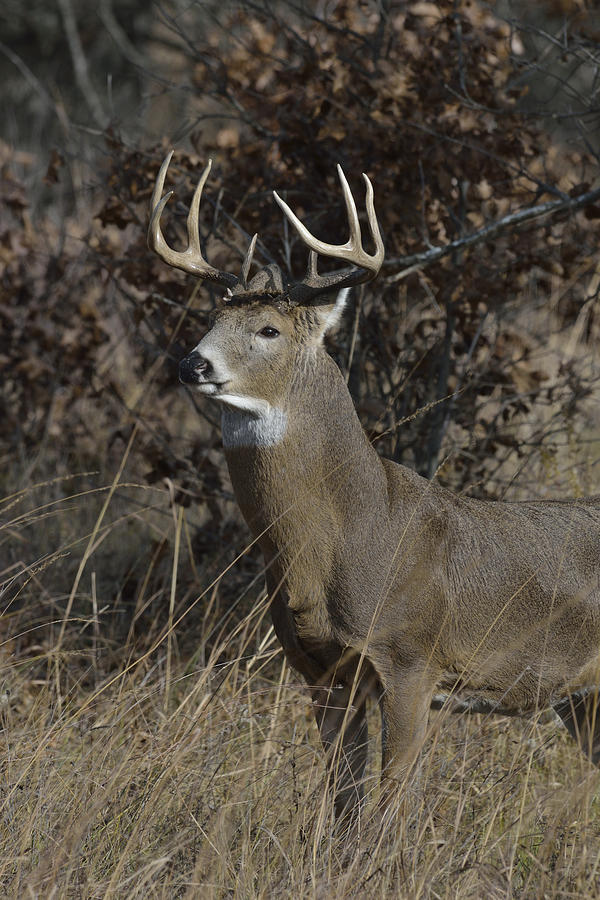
xmin=179 ymin=351 xmax=213 ymax=385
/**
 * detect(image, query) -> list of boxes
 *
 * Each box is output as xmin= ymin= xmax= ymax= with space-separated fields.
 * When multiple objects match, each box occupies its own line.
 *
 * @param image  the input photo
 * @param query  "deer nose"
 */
xmin=179 ymin=351 xmax=212 ymax=384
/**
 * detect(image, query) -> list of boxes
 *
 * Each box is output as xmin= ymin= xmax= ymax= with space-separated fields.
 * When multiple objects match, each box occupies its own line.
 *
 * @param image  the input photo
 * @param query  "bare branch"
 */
xmin=98 ymin=0 xmax=148 ymax=70
xmin=56 ymin=0 xmax=108 ymax=128
xmin=386 ymin=184 xmax=600 ymax=282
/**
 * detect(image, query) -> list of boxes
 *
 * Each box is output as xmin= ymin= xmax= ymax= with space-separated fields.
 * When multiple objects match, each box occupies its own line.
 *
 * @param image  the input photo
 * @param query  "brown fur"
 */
xmin=184 ymin=299 xmax=600 ymax=821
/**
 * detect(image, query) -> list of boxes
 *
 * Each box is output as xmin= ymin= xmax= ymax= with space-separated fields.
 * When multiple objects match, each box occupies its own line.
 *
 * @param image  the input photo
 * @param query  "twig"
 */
xmin=57 ymin=0 xmax=108 ymax=128
xmin=98 ymin=0 xmax=148 ymax=69
xmin=0 ymin=41 xmax=56 ymax=114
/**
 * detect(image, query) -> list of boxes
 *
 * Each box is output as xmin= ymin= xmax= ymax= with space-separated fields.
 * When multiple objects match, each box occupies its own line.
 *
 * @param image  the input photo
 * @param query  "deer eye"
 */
xmin=258 ymin=326 xmax=280 ymax=338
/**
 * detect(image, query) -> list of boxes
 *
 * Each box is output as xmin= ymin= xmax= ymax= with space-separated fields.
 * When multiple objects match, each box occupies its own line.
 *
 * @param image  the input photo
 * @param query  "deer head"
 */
xmin=148 ymin=153 xmax=384 ymax=416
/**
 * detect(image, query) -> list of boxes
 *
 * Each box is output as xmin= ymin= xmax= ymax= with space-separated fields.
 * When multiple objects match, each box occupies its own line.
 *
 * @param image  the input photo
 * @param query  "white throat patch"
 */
xmin=221 ymin=399 xmax=287 ymax=449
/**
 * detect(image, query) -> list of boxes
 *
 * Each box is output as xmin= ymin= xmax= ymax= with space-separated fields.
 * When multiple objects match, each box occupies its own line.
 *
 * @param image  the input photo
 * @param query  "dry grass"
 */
xmin=3 ymin=463 xmax=600 ymax=900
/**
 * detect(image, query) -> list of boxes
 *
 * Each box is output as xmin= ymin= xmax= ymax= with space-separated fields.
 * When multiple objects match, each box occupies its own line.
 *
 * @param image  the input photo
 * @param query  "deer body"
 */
xmin=193 ymin=300 xmax=600 ymax=816
xmin=149 ymin=153 xmax=600 ymax=822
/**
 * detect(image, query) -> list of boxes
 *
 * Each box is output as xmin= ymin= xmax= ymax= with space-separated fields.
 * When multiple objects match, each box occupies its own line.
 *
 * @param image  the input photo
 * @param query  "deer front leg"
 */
xmin=268 ymin=576 xmax=371 ymax=822
xmin=312 ymin=680 xmax=370 ymax=825
xmin=377 ymin=662 xmax=438 ymax=811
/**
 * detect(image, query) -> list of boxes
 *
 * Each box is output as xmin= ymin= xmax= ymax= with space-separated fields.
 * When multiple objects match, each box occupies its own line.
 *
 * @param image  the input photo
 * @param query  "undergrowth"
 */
xmin=2 ymin=464 xmax=600 ymax=899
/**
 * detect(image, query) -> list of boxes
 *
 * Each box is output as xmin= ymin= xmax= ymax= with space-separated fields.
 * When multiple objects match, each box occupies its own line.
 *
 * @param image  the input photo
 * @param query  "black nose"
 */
xmin=179 ymin=351 xmax=212 ymax=384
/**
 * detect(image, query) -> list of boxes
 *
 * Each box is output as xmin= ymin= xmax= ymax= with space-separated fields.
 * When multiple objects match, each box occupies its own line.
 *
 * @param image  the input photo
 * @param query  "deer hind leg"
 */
xmin=311 ymin=677 xmax=373 ymax=825
xmin=553 ymin=690 xmax=600 ymax=765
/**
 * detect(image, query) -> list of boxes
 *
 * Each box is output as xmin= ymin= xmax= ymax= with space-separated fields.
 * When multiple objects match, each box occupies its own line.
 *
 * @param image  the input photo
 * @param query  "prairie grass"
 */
xmin=2 ymin=461 xmax=600 ymax=899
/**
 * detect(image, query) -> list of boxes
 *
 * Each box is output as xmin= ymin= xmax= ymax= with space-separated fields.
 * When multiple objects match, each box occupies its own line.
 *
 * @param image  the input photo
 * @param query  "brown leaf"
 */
xmin=44 ymin=149 xmax=65 ymax=185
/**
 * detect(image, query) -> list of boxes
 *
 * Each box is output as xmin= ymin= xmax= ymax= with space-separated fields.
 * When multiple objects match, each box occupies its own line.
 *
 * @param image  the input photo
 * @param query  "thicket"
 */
xmin=4 ymin=1 xmax=600 ymax=493
xmin=2 ymin=1 xmax=600 ymax=895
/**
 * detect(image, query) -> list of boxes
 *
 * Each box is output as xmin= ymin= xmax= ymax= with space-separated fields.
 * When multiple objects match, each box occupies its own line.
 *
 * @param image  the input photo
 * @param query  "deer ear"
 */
xmin=313 ymin=288 xmax=351 ymax=339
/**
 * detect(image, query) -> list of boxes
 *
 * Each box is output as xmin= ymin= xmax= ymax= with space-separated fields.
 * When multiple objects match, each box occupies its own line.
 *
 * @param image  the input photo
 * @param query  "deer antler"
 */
xmin=273 ymin=164 xmax=384 ymax=302
xmin=148 ymin=151 xmax=253 ymax=289
xmin=149 ymin=154 xmax=383 ymax=302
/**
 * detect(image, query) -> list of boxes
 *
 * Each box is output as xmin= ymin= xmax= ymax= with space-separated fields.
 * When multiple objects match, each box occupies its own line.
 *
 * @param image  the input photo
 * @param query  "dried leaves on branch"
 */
xmin=2 ymin=0 xmax=600 ymax=510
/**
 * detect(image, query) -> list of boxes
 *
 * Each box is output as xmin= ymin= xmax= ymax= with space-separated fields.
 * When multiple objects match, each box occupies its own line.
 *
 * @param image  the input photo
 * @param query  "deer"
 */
xmin=148 ymin=151 xmax=600 ymax=824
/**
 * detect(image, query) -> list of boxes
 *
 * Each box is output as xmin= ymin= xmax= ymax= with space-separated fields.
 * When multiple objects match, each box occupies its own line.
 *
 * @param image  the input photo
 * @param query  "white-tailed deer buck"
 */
xmin=149 ymin=152 xmax=600 ymax=822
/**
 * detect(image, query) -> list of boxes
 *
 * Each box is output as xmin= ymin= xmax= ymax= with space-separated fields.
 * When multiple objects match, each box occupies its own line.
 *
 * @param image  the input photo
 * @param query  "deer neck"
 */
xmin=221 ymin=352 xmax=387 ymax=550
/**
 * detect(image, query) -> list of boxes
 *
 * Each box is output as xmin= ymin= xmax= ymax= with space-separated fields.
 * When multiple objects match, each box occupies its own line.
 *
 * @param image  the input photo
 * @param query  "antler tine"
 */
xmin=148 ymin=152 xmax=239 ymax=288
xmin=362 ymin=171 xmax=381 ymax=259
xmin=149 ymin=149 xmax=174 ymax=220
xmin=336 ymin=164 xmax=362 ymax=250
xmin=186 ymin=158 xmax=213 ymax=257
xmin=240 ymin=232 xmax=258 ymax=288
xmin=273 ymin=165 xmax=384 ymax=299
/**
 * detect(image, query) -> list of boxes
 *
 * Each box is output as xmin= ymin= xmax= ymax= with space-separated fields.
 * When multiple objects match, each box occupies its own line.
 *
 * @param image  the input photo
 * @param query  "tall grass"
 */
xmin=2 ymin=452 xmax=600 ymax=899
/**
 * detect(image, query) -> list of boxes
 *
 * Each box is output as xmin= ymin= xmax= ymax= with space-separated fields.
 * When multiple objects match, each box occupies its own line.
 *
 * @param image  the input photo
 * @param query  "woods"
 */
xmin=2 ymin=1 xmax=600 ymax=896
